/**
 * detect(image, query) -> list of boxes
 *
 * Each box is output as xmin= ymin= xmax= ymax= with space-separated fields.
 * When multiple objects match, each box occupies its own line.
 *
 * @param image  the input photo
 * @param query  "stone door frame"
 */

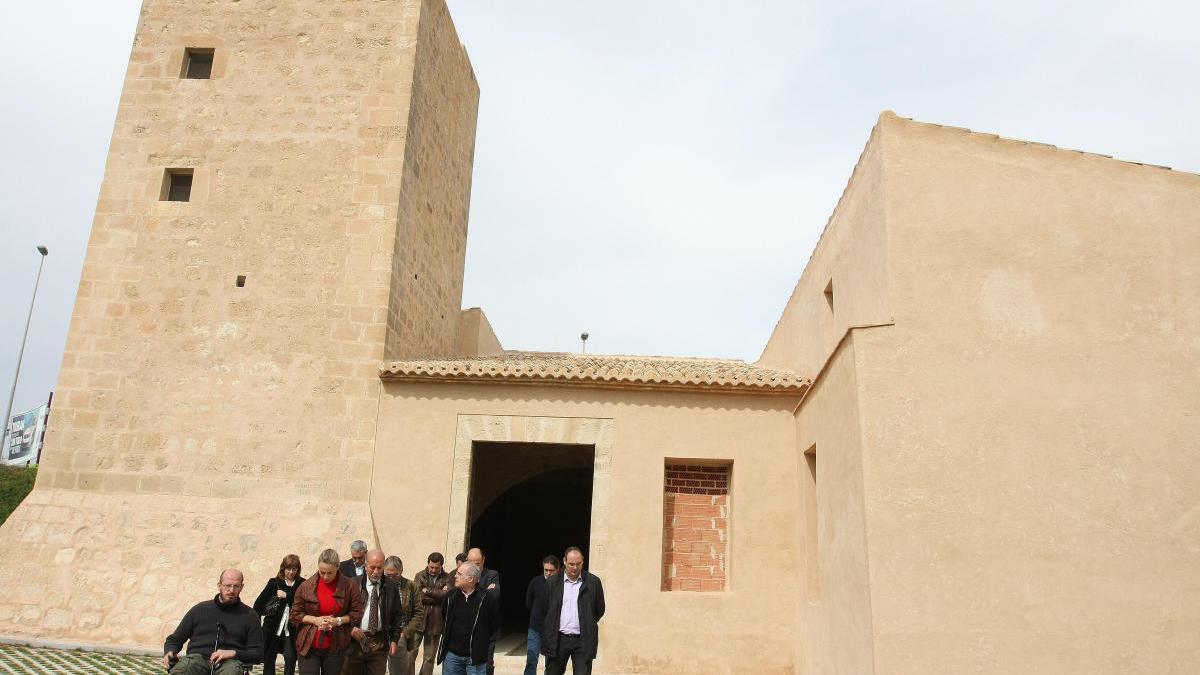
xmin=446 ymin=414 xmax=614 ymax=577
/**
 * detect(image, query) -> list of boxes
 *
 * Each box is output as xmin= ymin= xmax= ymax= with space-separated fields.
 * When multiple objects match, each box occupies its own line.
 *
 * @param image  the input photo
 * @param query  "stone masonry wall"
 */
xmin=384 ymin=0 xmax=478 ymax=359
xmin=0 ymin=0 xmax=477 ymax=649
xmin=661 ymin=463 xmax=730 ymax=592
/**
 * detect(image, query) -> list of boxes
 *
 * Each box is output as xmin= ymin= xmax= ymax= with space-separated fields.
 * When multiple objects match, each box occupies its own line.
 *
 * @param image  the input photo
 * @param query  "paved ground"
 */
xmin=0 ymin=642 xmax=534 ymax=674
xmin=0 ymin=644 xmax=164 ymax=674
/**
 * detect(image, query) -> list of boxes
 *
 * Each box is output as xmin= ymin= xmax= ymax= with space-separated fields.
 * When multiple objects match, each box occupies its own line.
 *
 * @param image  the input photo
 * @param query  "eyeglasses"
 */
xmin=219 ymin=584 xmax=244 ymax=590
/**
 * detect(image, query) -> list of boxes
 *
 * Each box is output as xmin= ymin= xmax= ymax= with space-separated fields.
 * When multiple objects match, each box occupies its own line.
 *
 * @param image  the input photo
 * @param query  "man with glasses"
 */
xmin=465 ymin=549 xmax=500 ymax=675
xmin=437 ymin=563 xmax=500 ymax=675
xmin=163 ymin=569 xmax=263 ymax=674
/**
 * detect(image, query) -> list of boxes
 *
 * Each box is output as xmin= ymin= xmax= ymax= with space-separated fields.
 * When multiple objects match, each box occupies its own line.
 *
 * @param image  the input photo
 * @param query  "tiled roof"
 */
xmin=379 ymin=351 xmax=810 ymax=395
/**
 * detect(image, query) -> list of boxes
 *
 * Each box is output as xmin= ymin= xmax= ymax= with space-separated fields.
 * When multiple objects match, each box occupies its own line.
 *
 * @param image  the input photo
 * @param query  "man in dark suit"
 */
xmin=340 ymin=540 xmax=368 ymax=579
xmin=343 ymin=549 xmax=404 ymax=675
xmin=541 ymin=547 xmax=605 ymax=675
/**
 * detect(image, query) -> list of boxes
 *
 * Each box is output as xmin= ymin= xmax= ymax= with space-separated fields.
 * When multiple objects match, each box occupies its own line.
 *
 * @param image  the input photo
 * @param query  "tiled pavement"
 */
xmin=0 ymin=642 xmax=534 ymax=674
xmin=0 ymin=644 xmax=164 ymax=674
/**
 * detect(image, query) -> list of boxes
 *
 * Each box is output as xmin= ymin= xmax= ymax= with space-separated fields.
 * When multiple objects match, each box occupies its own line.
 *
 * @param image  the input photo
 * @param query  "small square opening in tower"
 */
xmin=182 ymin=48 xmax=214 ymax=79
xmin=161 ymin=169 xmax=194 ymax=202
xmin=823 ymin=278 xmax=834 ymax=311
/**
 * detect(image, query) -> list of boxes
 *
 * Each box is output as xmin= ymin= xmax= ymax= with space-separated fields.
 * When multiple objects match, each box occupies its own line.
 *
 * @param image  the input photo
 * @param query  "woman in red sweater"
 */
xmin=290 ymin=548 xmax=364 ymax=674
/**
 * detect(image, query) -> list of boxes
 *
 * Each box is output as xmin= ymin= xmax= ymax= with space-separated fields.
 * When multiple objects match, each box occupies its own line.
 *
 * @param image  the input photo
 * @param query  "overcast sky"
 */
xmin=1 ymin=0 xmax=1198 ymax=416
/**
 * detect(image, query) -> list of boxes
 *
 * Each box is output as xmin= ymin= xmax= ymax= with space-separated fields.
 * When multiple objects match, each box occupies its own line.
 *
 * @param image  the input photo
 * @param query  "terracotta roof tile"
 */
xmin=379 ymin=351 xmax=809 ymax=395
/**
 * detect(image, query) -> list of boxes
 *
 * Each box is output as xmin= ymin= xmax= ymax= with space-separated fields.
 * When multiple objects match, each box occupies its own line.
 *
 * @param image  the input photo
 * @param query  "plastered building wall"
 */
xmin=372 ymin=382 xmax=802 ymax=675
xmin=0 ymin=0 xmax=476 ymax=648
xmin=757 ymin=117 xmax=893 ymax=374
xmin=761 ymin=124 xmax=891 ymax=674
xmin=767 ymin=112 xmax=1200 ymax=673
xmin=455 ymin=307 xmax=504 ymax=356
xmin=794 ymin=336 xmax=876 ymax=675
xmin=856 ymin=115 xmax=1200 ymax=673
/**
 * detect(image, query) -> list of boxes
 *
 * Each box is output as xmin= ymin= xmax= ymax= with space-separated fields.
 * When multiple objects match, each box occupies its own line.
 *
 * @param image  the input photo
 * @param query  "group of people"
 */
xmin=162 ymin=541 xmax=605 ymax=675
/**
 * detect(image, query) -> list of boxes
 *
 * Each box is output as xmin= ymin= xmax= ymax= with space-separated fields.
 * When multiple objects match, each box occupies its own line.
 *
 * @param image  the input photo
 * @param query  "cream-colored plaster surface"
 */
xmin=776 ymin=112 xmax=1200 ymax=673
xmin=0 ymin=0 xmax=476 ymax=648
xmin=454 ymin=307 xmax=504 ymax=356
xmin=372 ymin=382 xmax=801 ymax=674
xmin=852 ymin=115 xmax=1200 ymax=673
xmin=758 ymin=115 xmax=893 ymax=374
xmin=794 ymin=333 xmax=876 ymax=675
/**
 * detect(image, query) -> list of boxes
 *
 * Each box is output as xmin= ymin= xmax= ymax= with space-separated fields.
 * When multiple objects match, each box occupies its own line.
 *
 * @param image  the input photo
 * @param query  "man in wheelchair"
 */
xmin=163 ymin=569 xmax=263 ymax=674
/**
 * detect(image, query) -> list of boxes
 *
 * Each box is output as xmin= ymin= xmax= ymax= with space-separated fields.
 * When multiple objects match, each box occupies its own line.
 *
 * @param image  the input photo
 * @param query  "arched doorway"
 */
xmin=466 ymin=442 xmax=595 ymax=635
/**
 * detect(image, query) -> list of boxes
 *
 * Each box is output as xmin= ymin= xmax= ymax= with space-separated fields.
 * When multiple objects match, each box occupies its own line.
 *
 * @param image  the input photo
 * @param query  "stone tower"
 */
xmin=0 ymin=0 xmax=478 ymax=646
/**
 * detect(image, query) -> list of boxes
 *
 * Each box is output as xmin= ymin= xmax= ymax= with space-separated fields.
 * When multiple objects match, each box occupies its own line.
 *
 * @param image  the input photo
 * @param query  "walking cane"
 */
xmin=211 ymin=623 xmax=225 ymax=675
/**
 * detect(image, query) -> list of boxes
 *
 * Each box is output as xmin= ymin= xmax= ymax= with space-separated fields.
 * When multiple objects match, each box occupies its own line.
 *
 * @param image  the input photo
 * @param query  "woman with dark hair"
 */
xmin=254 ymin=554 xmax=304 ymax=675
xmin=290 ymin=548 xmax=364 ymax=675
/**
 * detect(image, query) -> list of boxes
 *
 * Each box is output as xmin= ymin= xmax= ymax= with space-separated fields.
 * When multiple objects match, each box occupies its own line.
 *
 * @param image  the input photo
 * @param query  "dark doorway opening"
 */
xmin=467 ymin=442 xmax=594 ymax=636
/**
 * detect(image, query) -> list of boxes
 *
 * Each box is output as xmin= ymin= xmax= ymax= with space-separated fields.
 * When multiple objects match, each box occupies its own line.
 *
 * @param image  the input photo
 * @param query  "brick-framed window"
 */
xmin=661 ymin=461 xmax=731 ymax=592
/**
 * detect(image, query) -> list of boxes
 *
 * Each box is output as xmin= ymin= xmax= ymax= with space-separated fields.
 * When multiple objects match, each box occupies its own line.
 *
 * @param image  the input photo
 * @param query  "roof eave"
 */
xmin=378 ymin=370 xmax=810 ymax=397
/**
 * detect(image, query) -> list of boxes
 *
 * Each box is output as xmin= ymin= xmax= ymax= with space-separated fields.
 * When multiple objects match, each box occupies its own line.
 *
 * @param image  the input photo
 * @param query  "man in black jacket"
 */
xmin=343 ymin=550 xmax=405 ymax=675
xmin=437 ymin=562 xmax=501 ymax=675
xmin=339 ymin=539 xmax=369 ymax=579
xmin=465 ymin=548 xmax=500 ymax=675
xmin=524 ymin=555 xmax=560 ymax=675
xmin=541 ymin=548 xmax=605 ymax=675
xmin=163 ymin=569 xmax=264 ymax=674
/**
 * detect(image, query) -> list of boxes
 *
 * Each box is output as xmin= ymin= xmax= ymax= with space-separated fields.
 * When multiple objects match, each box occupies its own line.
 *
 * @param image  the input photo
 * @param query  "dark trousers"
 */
xmin=297 ymin=648 xmax=344 ymax=675
xmin=416 ymin=631 xmax=440 ymax=675
xmin=263 ymin=634 xmax=298 ymax=675
xmin=169 ymin=655 xmax=245 ymax=675
xmin=342 ymin=635 xmax=389 ymax=675
xmin=544 ymin=634 xmax=592 ymax=675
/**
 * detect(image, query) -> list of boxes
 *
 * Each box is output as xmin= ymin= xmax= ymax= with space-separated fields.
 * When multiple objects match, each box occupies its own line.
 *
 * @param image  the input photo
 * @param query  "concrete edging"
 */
xmin=0 ymin=634 xmax=158 ymax=657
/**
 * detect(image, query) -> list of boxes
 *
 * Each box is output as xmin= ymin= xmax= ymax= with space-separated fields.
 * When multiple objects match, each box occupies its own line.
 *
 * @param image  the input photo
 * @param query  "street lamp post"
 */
xmin=2 ymin=246 xmax=49 ymax=451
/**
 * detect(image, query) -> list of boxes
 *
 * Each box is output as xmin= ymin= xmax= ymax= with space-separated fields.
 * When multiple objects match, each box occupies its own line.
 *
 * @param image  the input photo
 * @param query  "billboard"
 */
xmin=4 ymin=397 xmax=50 ymax=466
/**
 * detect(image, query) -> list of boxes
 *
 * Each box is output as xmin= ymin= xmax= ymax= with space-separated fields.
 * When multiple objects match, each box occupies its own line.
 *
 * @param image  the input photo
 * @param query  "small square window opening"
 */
xmin=183 ymin=48 xmax=214 ymax=79
xmin=161 ymin=169 xmax=194 ymax=202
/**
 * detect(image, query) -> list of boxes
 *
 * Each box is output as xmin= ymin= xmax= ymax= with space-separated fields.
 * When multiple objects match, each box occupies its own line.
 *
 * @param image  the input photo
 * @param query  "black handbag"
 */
xmin=262 ymin=596 xmax=285 ymax=620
